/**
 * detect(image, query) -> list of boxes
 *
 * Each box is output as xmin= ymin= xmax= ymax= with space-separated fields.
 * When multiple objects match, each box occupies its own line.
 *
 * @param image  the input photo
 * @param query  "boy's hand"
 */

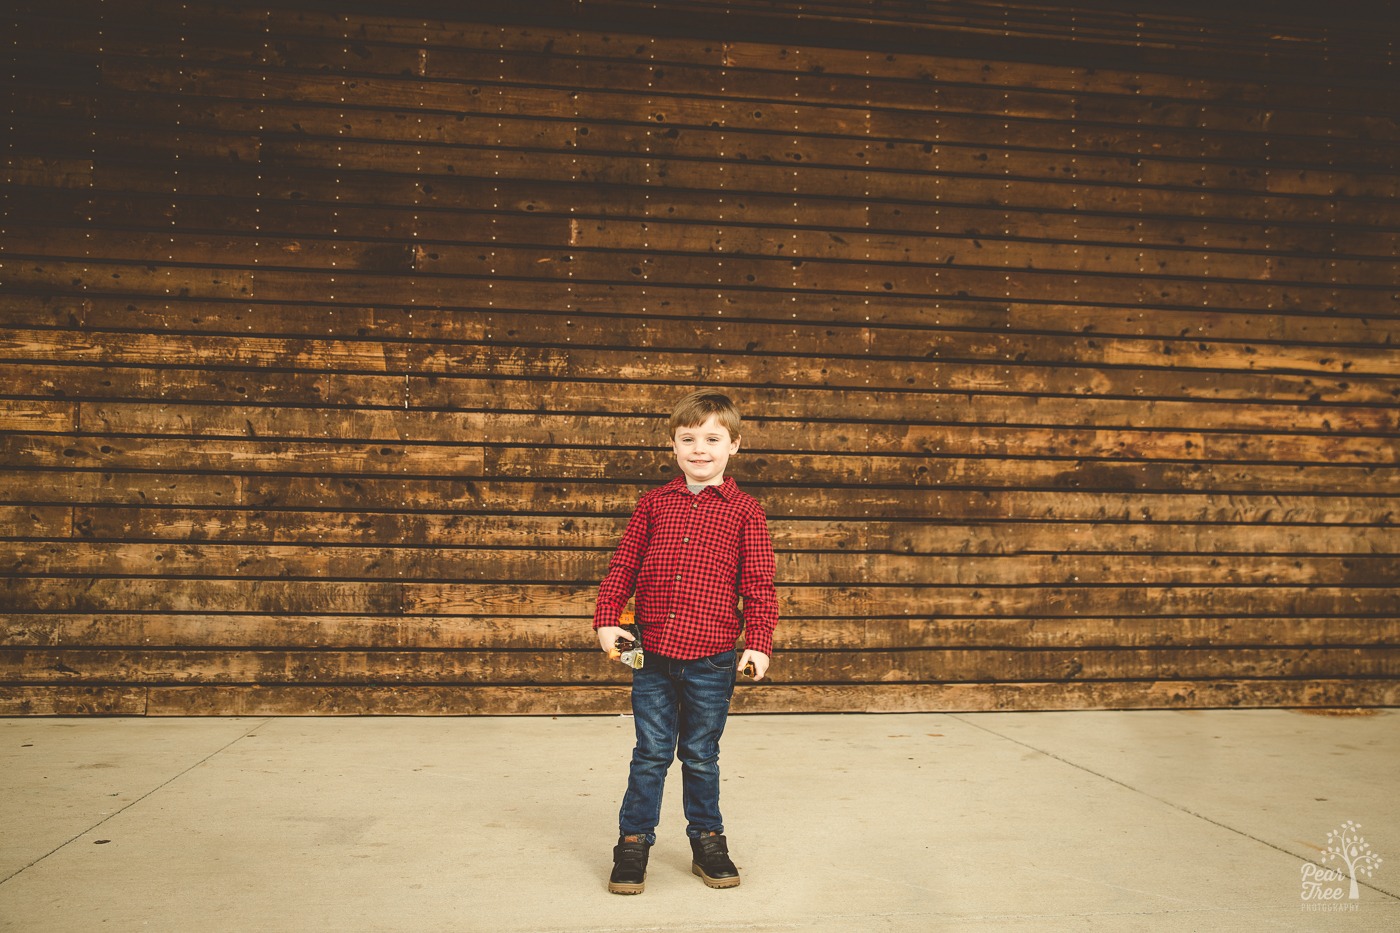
xmin=739 ymin=649 xmax=770 ymax=681
xmin=597 ymin=626 xmax=633 ymax=657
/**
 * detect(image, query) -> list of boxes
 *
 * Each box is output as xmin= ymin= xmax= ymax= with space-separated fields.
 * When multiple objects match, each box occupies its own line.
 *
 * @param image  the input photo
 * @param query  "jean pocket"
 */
xmin=700 ymin=650 xmax=736 ymax=673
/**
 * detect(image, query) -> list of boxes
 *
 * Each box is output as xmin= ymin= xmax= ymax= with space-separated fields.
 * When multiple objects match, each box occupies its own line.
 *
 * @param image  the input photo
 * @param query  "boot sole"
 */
xmin=608 ymin=878 xmax=645 ymax=895
xmin=692 ymin=863 xmax=741 ymax=888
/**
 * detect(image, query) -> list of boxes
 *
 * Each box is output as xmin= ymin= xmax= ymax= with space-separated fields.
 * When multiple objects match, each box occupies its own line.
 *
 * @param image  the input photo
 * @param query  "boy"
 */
xmin=593 ymin=388 xmax=778 ymax=895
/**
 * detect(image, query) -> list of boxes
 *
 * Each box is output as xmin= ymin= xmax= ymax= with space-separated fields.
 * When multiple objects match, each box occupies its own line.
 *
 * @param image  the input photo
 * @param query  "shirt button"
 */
xmin=675 ymin=574 xmax=682 ymax=581
xmin=683 ymin=536 xmax=690 ymax=543
xmin=668 ymin=613 xmax=675 ymax=619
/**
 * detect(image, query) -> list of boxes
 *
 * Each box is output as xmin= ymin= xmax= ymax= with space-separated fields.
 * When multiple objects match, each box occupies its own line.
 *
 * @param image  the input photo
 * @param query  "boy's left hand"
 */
xmin=738 ymin=649 xmax=770 ymax=681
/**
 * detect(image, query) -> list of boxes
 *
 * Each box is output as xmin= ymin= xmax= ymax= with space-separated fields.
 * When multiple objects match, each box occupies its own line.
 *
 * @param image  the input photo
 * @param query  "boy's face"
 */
xmin=671 ymin=414 xmax=740 ymax=486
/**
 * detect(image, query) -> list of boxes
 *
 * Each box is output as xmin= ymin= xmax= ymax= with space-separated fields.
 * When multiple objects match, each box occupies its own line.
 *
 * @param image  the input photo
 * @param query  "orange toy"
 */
xmin=607 ymin=606 xmax=637 ymax=660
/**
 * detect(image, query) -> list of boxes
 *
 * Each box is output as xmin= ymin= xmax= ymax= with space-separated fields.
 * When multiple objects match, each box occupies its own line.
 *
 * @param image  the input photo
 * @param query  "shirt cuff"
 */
xmin=743 ymin=629 xmax=774 ymax=657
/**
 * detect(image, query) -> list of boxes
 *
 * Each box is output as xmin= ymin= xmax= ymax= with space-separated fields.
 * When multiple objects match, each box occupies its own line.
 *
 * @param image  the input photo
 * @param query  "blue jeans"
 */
xmin=618 ymin=649 xmax=737 ymax=845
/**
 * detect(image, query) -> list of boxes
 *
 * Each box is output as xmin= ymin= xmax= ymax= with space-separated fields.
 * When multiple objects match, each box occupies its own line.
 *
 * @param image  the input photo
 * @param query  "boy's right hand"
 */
xmin=597 ymin=626 xmax=634 ymax=657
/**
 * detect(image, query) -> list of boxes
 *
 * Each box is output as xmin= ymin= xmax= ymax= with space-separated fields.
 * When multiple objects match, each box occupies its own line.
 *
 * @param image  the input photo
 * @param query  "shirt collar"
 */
xmin=664 ymin=475 xmax=738 ymax=500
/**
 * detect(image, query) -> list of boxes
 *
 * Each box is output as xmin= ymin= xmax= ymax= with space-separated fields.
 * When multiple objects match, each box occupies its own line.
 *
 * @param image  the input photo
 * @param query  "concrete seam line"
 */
xmin=944 ymin=713 xmax=1400 ymax=903
xmin=0 ymin=718 xmax=274 ymax=887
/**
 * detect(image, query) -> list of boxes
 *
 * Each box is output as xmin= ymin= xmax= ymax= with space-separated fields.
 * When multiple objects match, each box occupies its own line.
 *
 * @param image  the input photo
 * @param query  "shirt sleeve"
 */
xmin=737 ymin=503 xmax=778 ymax=656
xmin=593 ymin=496 xmax=651 ymax=629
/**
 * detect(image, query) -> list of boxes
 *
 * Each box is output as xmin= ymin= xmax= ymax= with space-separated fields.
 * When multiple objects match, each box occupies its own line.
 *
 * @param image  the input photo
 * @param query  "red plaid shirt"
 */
xmin=593 ymin=475 xmax=778 ymax=659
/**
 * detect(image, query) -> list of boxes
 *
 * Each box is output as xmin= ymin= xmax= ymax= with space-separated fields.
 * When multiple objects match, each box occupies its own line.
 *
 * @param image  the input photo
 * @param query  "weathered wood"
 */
xmin=137 ymin=684 xmax=627 ymax=716
xmin=5 ymin=613 xmax=1395 ymax=651
xmin=5 ymin=645 xmax=1395 ymax=685
xmin=4 ymin=362 xmax=408 ymax=409
xmin=491 ymin=450 xmax=1399 ymax=496
xmin=0 ymin=400 xmax=75 ymax=432
xmin=5 ymin=433 xmax=1393 ymax=496
xmin=2 ymin=434 xmax=489 ymax=478
xmin=0 ymin=505 xmax=72 ymax=537
xmin=12 ymin=220 xmax=1398 ymax=320
xmin=8 ymin=361 xmax=1398 ymax=438
xmin=34 ymin=401 xmax=1400 ymax=464
xmin=35 ymin=15 xmax=1399 ymax=144
xmin=16 ymin=184 xmax=1400 ymax=291
xmin=6 ymin=333 xmax=1396 ymax=409
xmin=20 ymin=161 xmax=1399 ymax=260
xmin=2 ymin=361 xmax=1400 ymax=445
xmin=22 ymin=102 xmax=1400 ymax=234
xmin=4 ymin=0 xmax=1396 ymax=716
xmin=0 ymin=577 xmax=406 ymax=614
xmin=0 ymin=156 xmax=92 ymax=188
xmin=260 ymin=131 xmax=1351 ymax=226
xmin=67 ymin=1 xmax=1399 ymax=108
xmin=5 ymin=678 xmax=1393 ymax=717
xmin=0 ymin=686 xmax=147 ymax=716
xmin=70 ymin=678 xmax=1394 ymax=715
xmin=5 ymin=470 xmax=1394 ymax=525
xmin=85 ymin=53 xmax=1400 ymax=173
xmin=5 ymin=328 xmax=1399 ymax=403
xmin=400 ymin=581 xmax=1400 ymax=618
xmin=10 ymin=289 xmax=1396 ymax=376
xmin=728 ymin=679 xmax=1400 ymax=713
xmin=72 ymin=506 xmax=627 ymax=548
xmin=61 ymin=507 xmax=1400 ymax=555
xmin=5 ymin=540 xmax=1396 ymax=587
xmin=21 ymin=86 xmax=1400 ymax=204
xmin=2 ymin=576 xmax=1395 ymax=617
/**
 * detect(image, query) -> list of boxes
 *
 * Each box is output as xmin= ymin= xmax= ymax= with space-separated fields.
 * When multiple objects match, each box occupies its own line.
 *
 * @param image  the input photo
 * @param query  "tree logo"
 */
xmin=1300 ymin=820 xmax=1384 ymax=909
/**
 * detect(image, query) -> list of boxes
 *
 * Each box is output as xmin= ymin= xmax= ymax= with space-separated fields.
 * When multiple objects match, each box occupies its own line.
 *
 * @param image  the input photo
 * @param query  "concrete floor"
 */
xmin=1 ymin=710 xmax=1396 ymax=932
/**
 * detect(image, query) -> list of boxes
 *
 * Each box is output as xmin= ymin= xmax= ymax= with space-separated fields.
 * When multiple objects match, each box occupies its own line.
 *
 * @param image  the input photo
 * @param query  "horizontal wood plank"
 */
xmin=3 ymin=541 xmax=1397 ymax=587
xmin=32 ymin=438 xmax=1397 ymax=495
xmin=59 ymin=1 xmax=1399 ymax=106
xmin=59 ymin=507 xmax=1400 ymax=554
xmin=5 ymin=471 xmax=1394 ymax=524
xmin=19 ymin=86 xmax=1399 ymax=204
xmin=37 ymin=16 xmax=1395 ymax=144
xmin=4 ymin=646 xmax=1396 ymax=685
xmin=5 ymin=614 xmax=1395 ymax=650
xmin=15 ymin=164 xmax=1399 ymax=258
xmin=4 ymin=0 xmax=1395 ymax=715
xmin=13 ymin=185 xmax=1400 ymax=289
xmin=0 ymin=686 xmax=147 ymax=715
xmin=3 ymin=679 xmax=1397 ymax=717
xmin=0 ymin=506 xmax=73 ymax=538
xmin=5 ymin=327 xmax=1399 ymax=395
xmin=2 ymin=577 xmax=1397 ymax=617
xmin=83 ymin=55 xmax=1400 ymax=173
xmin=8 ymin=362 xmax=1399 ymax=437
xmin=11 ymin=222 xmax=1399 ymax=321
xmin=63 ymin=400 xmax=1400 ymax=462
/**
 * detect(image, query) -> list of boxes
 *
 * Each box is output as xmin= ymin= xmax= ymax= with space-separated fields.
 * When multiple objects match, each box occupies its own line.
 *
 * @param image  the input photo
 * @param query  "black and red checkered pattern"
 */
xmin=593 ymin=476 xmax=778 ymax=659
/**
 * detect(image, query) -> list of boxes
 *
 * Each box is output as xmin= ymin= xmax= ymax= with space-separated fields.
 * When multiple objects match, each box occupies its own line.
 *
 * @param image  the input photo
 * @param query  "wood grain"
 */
xmin=3 ymin=0 xmax=1396 ymax=715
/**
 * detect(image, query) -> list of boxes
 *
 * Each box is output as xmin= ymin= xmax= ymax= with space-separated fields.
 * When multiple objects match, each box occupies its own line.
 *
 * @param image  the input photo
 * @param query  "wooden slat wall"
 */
xmin=1 ymin=0 xmax=1397 ymax=715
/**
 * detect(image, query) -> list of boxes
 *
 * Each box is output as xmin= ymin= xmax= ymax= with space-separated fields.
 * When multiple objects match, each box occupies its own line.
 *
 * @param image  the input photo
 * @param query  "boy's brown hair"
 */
xmin=670 ymin=388 xmax=742 ymax=439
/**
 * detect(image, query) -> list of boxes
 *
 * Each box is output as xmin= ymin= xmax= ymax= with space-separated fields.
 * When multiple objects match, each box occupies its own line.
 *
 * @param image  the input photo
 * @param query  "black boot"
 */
xmin=608 ymin=835 xmax=650 ymax=894
xmin=690 ymin=832 xmax=741 ymax=888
